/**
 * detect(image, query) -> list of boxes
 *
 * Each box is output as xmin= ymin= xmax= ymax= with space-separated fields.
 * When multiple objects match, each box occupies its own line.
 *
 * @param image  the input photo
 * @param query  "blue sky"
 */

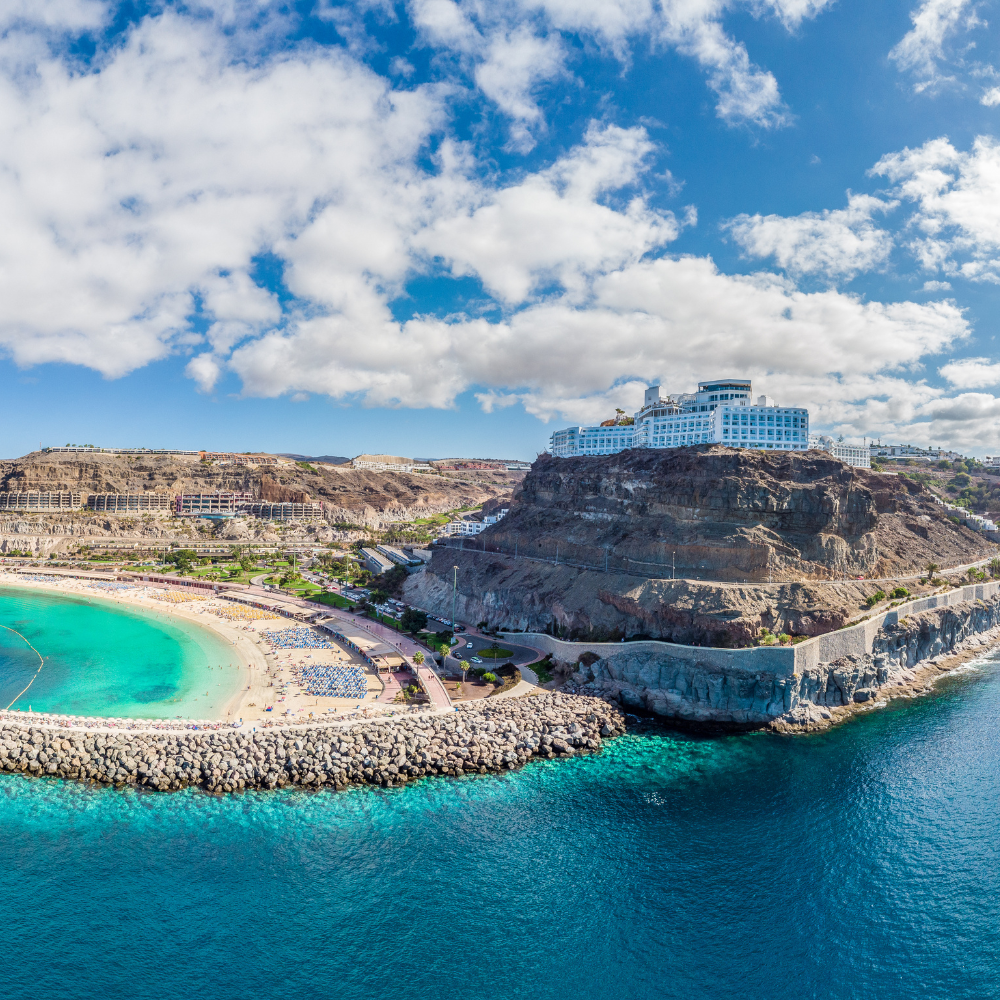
xmin=2 ymin=0 xmax=1000 ymax=459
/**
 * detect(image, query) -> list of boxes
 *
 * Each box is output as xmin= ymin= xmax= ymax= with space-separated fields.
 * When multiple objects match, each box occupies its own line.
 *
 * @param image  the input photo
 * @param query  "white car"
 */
xmin=466 ymin=642 xmax=474 ymax=648
xmin=470 ymin=656 xmax=483 ymax=664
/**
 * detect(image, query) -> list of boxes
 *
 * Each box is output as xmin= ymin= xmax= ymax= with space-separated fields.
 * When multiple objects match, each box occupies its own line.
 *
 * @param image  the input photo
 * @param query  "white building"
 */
xmin=549 ymin=378 xmax=809 ymax=457
xmin=870 ymin=443 xmax=962 ymax=462
xmin=360 ymin=547 xmax=395 ymax=575
xmin=809 ymin=435 xmax=871 ymax=469
xmin=441 ymin=520 xmax=487 ymax=536
xmin=375 ymin=544 xmax=422 ymax=566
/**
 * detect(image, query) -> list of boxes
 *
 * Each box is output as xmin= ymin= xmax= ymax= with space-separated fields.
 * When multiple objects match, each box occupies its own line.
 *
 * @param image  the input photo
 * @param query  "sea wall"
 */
xmin=0 ymin=693 xmax=624 ymax=793
xmin=511 ymin=581 xmax=1000 ymax=727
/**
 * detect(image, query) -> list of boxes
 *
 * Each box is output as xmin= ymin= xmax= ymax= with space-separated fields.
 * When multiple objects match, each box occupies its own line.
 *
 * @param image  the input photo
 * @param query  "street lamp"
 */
xmin=452 ymin=565 xmax=458 ymax=633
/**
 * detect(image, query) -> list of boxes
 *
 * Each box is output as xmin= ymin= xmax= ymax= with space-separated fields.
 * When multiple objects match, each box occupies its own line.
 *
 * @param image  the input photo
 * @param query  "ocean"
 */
xmin=1 ymin=649 xmax=998 ymax=998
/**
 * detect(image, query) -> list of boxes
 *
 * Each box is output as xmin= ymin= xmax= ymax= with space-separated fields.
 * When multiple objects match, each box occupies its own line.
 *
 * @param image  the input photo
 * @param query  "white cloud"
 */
xmin=0 ymin=9 xmax=448 ymax=378
xmin=922 ymin=279 xmax=952 ymax=290
xmin=889 ymin=0 xmax=983 ymax=92
xmin=726 ymin=193 xmax=896 ymax=279
xmin=939 ymin=356 xmax=1000 ymax=387
xmin=407 ymin=0 xmax=824 ymax=137
xmin=416 ymin=123 xmax=682 ymax=302
xmin=0 ymin=2 xmax=990 ymax=457
xmin=982 ymin=85 xmax=1000 ymax=106
xmin=871 ymin=135 xmax=1000 ymax=281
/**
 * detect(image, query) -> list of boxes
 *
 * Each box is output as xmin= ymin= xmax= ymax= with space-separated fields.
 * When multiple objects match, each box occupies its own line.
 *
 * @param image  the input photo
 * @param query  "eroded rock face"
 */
xmin=570 ymin=597 xmax=1000 ymax=727
xmin=406 ymin=449 xmax=989 ymax=644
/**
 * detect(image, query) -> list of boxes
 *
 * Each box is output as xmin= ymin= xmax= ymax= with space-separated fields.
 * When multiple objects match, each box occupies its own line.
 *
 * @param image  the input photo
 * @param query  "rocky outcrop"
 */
xmin=0 ymin=693 xmax=624 ymax=792
xmin=406 ymin=449 xmax=990 ymax=644
xmin=569 ymin=596 xmax=1000 ymax=727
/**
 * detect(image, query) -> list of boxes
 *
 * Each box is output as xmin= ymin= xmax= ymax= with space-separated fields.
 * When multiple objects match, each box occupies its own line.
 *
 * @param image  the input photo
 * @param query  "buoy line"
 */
xmin=1 ymin=624 xmax=45 ymax=711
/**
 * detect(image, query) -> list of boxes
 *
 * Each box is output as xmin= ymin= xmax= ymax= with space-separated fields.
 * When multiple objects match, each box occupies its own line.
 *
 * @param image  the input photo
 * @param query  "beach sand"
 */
xmin=0 ymin=573 xmax=387 ymax=726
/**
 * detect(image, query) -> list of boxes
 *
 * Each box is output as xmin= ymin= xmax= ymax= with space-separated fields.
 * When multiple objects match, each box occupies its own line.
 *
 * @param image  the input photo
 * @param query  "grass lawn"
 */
xmin=307 ymin=592 xmax=355 ymax=609
xmin=479 ymin=647 xmax=514 ymax=659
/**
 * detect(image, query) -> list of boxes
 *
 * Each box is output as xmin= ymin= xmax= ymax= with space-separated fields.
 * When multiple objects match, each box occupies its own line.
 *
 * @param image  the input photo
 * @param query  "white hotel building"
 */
xmin=549 ymin=378 xmax=810 ymax=457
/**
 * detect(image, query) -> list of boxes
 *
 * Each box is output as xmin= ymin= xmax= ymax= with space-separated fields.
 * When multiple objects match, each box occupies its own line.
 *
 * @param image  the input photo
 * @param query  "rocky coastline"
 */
xmin=569 ymin=594 xmax=1000 ymax=731
xmin=0 ymin=693 xmax=625 ymax=793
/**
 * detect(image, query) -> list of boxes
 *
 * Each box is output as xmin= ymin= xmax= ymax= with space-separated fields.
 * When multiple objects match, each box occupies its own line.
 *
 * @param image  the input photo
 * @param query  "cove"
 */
xmin=0 ymin=585 xmax=241 ymax=719
xmin=1 ymin=651 xmax=999 ymax=999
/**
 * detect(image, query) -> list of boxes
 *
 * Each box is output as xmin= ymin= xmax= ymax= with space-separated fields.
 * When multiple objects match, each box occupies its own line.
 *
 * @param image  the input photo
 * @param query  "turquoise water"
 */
xmin=0 ymin=585 xmax=241 ymax=719
xmin=2 ymin=653 xmax=1000 ymax=998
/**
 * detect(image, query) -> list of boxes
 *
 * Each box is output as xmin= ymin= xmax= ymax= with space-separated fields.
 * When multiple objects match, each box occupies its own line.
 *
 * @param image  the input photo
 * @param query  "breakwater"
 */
xmin=0 ymin=693 xmax=625 ymax=792
xmin=509 ymin=582 xmax=1000 ymax=728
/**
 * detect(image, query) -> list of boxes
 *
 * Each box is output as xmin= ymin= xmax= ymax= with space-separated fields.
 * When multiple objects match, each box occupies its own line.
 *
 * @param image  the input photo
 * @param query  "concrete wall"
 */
xmin=503 ymin=579 xmax=1000 ymax=677
xmin=499 ymin=631 xmax=796 ymax=676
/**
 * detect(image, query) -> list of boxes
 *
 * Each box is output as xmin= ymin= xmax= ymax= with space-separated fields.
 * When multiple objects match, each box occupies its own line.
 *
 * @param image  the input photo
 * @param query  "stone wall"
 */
xmin=514 ymin=581 xmax=1000 ymax=727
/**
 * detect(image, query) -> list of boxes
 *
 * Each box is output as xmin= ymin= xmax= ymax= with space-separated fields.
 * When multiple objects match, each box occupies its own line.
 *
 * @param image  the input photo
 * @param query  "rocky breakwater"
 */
xmin=0 ymin=694 xmax=625 ymax=792
xmin=570 ymin=594 xmax=1000 ymax=729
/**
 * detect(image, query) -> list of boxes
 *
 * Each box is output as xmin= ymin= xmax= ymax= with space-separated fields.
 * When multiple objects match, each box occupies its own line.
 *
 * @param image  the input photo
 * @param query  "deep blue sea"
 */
xmin=2 ymin=654 xmax=1000 ymax=999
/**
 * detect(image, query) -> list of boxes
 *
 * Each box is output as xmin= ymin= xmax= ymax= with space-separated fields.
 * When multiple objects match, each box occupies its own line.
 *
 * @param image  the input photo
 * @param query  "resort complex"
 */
xmin=549 ymin=378 xmax=811 ymax=457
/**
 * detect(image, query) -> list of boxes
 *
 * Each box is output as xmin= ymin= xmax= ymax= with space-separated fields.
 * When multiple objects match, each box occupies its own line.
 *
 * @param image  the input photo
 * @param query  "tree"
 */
xmin=412 ymin=651 xmax=425 ymax=666
xmin=438 ymin=643 xmax=452 ymax=662
xmin=400 ymin=607 xmax=428 ymax=633
xmin=459 ymin=660 xmax=470 ymax=684
xmin=926 ymin=562 xmax=940 ymax=578
xmin=369 ymin=588 xmax=389 ymax=606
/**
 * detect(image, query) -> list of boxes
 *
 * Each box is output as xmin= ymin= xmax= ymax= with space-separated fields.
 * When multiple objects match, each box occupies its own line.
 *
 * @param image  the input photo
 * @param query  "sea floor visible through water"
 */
xmin=1 ymin=649 xmax=999 ymax=999
xmin=0 ymin=584 xmax=241 ymax=718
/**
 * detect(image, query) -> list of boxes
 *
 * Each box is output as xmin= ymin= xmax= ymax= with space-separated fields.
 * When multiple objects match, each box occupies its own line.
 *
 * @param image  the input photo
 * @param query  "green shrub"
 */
xmin=482 ymin=672 xmax=497 ymax=684
xmin=890 ymin=586 xmax=910 ymax=599
xmin=866 ymin=590 xmax=888 ymax=607
xmin=777 ymin=633 xmax=791 ymax=644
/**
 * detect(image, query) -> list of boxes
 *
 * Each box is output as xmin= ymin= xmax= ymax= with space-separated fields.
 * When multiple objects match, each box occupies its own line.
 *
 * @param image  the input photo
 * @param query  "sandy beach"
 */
xmin=0 ymin=572 xmax=391 ymax=727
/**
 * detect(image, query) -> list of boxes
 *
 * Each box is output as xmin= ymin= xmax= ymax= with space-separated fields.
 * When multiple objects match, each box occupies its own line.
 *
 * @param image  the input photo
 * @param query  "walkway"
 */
xmin=237 ymin=585 xmax=453 ymax=710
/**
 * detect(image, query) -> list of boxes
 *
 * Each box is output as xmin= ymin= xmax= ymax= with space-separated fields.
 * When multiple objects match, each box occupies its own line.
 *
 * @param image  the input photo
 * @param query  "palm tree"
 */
xmin=459 ymin=660 xmax=470 ymax=684
xmin=926 ymin=562 xmax=940 ymax=579
xmin=412 ymin=650 xmax=425 ymax=666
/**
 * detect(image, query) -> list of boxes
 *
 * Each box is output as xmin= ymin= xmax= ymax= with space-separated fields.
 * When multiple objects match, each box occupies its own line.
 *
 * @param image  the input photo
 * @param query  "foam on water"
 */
xmin=1 ymin=652 xmax=1000 ymax=999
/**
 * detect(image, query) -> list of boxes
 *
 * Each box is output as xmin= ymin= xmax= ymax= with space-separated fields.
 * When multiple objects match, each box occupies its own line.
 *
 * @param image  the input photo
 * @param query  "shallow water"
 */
xmin=2 ymin=651 xmax=1000 ymax=998
xmin=0 ymin=585 xmax=241 ymax=718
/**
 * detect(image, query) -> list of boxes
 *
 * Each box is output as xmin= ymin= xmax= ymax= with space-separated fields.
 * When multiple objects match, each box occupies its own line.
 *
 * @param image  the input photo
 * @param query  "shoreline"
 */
xmin=0 ymin=574 xmax=261 ymax=722
xmin=767 ymin=628 xmax=1000 ymax=735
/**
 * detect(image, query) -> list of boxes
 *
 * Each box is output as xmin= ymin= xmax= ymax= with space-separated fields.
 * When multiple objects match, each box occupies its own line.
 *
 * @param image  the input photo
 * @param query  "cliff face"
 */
xmin=491 ymin=449 xmax=978 ymax=582
xmin=404 ymin=449 xmax=992 ymax=643
xmin=0 ymin=452 xmax=514 ymax=526
xmin=571 ymin=596 xmax=1000 ymax=727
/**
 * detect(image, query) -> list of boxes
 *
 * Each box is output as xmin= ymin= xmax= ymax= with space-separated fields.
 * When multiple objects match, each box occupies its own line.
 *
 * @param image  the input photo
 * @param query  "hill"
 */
xmin=0 ymin=451 xmax=514 ymax=525
xmin=404 ymin=448 xmax=995 ymax=644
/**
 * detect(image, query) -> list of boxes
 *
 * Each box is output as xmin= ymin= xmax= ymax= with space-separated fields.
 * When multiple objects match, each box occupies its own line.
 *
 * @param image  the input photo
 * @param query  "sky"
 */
xmin=2 ymin=0 xmax=1000 ymax=460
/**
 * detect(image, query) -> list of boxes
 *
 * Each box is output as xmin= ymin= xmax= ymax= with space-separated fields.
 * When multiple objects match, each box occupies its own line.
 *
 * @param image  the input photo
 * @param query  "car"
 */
xmin=470 ymin=656 xmax=482 ymax=663
xmin=454 ymin=625 xmax=467 ymax=633
xmin=466 ymin=642 xmax=474 ymax=648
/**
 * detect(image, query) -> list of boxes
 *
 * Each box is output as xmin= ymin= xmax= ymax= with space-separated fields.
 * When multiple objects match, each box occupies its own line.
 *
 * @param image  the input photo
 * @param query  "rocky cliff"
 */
xmin=570 ymin=594 xmax=1000 ymax=728
xmin=404 ymin=448 xmax=993 ymax=643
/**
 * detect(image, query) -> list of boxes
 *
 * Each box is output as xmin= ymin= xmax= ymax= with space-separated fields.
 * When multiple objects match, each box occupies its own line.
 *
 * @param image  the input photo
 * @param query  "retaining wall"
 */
xmin=505 ymin=580 xmax=1000 ymax=726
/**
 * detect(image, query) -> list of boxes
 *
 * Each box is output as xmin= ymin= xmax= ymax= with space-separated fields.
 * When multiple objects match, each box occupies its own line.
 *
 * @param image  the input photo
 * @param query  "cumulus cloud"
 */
xmin=871 ymin=135 xmax=1000 ymax=282
xmin=407 ymin=0 xmax=826 ymax=138
xmin=416 ymin=123 xmax=683 ymax=302
xmin=888 ymin=0 xmax=984 ymax=91
xmin=725 ymin=193 xmax=897 ymax=280
xmin=939 ymin=356 xmax=1000 ymax=388
xmin=0 ymin=1 xmax=990 ymax=456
